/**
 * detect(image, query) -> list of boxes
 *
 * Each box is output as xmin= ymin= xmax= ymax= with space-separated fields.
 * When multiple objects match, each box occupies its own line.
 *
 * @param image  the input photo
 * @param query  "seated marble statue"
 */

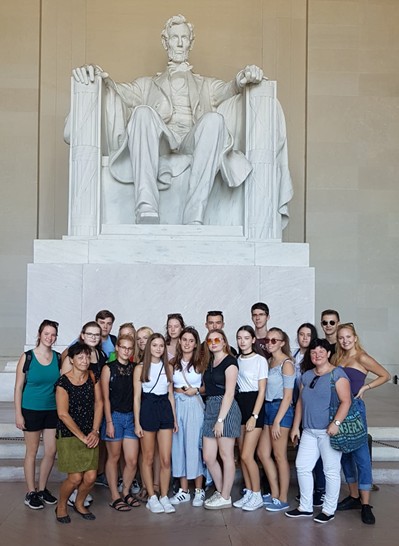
xmin=72 ymin=14 xmax=266 ymax=225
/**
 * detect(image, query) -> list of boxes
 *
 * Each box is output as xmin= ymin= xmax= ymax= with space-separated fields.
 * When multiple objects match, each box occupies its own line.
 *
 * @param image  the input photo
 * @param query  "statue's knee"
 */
xmin=129 ymin=105 xmax=157 ymax=125
xmin=201 ymin=112 xmax=224 ymax=130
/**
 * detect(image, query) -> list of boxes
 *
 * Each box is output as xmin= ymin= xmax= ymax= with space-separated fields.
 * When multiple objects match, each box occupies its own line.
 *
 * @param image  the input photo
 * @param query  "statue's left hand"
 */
xmin=236 ymin=65 xmax=265 ymax=88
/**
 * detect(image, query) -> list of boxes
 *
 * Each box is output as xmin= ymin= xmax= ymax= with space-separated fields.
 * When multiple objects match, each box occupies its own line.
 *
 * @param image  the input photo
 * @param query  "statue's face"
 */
xmin=166 ymin=23 xmax=191 ymax=62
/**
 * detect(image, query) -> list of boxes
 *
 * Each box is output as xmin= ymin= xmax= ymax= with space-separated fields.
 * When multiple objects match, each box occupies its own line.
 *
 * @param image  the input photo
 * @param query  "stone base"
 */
xmin=26 ymin=231 xmax=315 ymax=349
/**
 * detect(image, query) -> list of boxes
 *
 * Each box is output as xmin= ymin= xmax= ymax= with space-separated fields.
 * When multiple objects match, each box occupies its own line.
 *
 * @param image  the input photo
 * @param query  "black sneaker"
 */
xmin=314 ymin=512 xmax=335 ymax=523
xmin=285 ymin=508 xmax=313 ymax=518
xmin=37 ymin=488 xmax=57 ymax=505
xmin=313 ymin=490 xmax=325 ymax=507
xmin=337 ymin=495 xmax=362 ymax=511
xmin=24 ymin=491 xmax=44 ymax=510
xmin=361 ymin=504 xmax=376 ymax=525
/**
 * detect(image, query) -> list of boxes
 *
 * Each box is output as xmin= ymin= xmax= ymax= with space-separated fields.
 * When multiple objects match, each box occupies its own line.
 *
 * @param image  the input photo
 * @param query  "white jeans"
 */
xmin=296 ymin=428 xmax=342 ymax=515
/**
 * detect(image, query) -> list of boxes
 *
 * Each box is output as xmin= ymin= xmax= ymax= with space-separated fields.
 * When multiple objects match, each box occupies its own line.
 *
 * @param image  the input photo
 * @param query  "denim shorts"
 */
xmin=101 ymin=410 xmax=138 ymax=441
xmin=264 ymin=400 xmax=294 ymax=428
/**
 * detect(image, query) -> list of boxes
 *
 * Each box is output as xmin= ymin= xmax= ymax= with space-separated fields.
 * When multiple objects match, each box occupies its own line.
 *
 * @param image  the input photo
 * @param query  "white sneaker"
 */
xmin=204 ymin=494 xmax=232 ymax=510
xmin=233 ymin=489 xmax=252 ymax=508
xmin=204 ymin=490 xmax=221 ymax=507
xmin=146 ymin=495 xmax=164 ymax=513
xmin=242 ymin=491 xmax=264 ymax=511
xmin=192 ymin=488 xmax=205 ymax=507
xmin=159 ymin=496 xmax=176 ymax=513
xmin=67 ymin=489 xmax=91 ymax=507
xmin=170 ymin=488 xmax=191 ymax=505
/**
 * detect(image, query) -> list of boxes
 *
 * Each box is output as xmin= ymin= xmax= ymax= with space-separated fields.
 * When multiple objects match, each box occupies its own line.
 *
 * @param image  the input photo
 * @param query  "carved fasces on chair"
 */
xmin=66 ymin=77 xmax=102 ymax=237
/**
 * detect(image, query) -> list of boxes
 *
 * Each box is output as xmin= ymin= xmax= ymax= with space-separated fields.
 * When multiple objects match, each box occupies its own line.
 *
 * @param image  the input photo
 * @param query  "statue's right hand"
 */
xmin=72 ymin=64 xmax=109 ymax=84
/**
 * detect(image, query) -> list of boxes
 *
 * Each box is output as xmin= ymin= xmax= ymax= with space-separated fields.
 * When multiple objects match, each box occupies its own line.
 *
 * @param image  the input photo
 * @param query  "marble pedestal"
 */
xmin=26 ymin=226 xmax=314 ymax=349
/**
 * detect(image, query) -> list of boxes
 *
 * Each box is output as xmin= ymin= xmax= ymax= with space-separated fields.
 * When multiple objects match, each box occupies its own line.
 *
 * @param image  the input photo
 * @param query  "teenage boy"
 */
xmin=251 ymin=302 xmax=271 ymax=359
xmin=320 ymin=309 xmax=340 ymax=356
xmin=204 ymin=310 xmax=237 ymax=355
xmin=96 ymin=310 xmax=117 ymax=357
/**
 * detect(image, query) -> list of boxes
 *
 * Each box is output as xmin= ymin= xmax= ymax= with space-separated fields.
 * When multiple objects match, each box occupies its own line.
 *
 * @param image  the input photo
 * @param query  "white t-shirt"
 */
xmin=173 ymin=360 xmax=202 ymax=389
xmin=237 ymin=353 xmax=268 ymax=392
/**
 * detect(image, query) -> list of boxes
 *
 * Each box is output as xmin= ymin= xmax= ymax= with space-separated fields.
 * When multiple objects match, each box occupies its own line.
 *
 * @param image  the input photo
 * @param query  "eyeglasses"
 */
xmin=265 ymin=338 xmax=283 ymax=345
xmin=309 ymin=375 xmax=320 ymax=389
xmin=206 ymin=337 xmax=223 ymax=345
xmin=118 ymin=345 xmax=133 ymax=351
xmin=322 ymin=320 xmax=336 ymax=326
xmin=84 ymin=332 xmax=101 ymax=338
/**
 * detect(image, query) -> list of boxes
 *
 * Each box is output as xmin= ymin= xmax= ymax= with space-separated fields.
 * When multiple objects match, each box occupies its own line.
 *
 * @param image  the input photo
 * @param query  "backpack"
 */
xmin=22 ymin=349 xmax=62 ymax=389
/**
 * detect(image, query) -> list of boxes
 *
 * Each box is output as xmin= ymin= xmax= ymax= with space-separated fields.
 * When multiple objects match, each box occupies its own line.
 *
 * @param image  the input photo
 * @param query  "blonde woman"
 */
xmin=257 ymin=327 xmax=295 ymax=512
xmin=335 ymin=323 xmax=390 ymax=525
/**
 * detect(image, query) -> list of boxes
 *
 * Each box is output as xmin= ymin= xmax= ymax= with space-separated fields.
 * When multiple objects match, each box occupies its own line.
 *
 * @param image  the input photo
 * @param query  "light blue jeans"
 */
xmin=340 ymin=399 xmax=372 ymax=491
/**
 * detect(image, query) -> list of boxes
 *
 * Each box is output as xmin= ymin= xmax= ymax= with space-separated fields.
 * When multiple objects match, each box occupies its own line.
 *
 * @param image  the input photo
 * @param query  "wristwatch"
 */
xmin=251 ymin=413 xmax=259 ymax=420
xmin=333 ymin=420 xmax=341 ymax=426
xmin=217 ymin=418 xmax=224 ymax=423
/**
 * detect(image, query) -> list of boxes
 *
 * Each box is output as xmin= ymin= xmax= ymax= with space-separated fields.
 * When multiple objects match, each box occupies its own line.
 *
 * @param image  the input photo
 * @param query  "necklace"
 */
xmin=241 ymin=351 xmax=254 ymax=358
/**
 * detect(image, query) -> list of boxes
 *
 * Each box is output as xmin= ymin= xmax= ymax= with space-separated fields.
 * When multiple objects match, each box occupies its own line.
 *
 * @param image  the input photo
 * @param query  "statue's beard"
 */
xmin=167 ymin=49 xmax=190 ymax=63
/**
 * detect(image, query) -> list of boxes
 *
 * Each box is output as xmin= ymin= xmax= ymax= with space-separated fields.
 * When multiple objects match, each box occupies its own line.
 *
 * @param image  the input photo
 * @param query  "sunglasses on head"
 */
xmin=322 ymin=320 xmax=336 ymax=326
xmin=207 ymin=337 xmax=223 ymax=345
xmin=168 ymin=313 xmax=183 ymax=320
xmin=265 ymin=337 xmax=283 ymax=345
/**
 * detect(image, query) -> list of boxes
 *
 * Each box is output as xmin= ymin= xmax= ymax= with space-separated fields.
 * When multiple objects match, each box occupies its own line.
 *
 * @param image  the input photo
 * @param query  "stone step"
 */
xmin=0 ymin=458 xmax=64 ymax=482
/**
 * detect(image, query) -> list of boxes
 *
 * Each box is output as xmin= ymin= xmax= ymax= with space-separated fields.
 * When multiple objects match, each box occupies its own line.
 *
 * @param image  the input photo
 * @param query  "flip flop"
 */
xmin=124 ymin=493 xmax=141 ymax=508
xmin=109 ymin=497 xmax=131 ymax=512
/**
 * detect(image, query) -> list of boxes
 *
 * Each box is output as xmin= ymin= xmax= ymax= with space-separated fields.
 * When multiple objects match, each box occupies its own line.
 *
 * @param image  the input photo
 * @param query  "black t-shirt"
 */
xmin=255 ymin=338 xmax=271 ymax=360
xmin=203 ymin=355 xmax=238 ymax=396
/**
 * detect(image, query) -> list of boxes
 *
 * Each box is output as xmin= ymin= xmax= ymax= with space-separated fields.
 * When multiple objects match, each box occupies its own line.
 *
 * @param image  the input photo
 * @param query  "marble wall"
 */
xmin=0 ymin=0 xmax=398 ymax=373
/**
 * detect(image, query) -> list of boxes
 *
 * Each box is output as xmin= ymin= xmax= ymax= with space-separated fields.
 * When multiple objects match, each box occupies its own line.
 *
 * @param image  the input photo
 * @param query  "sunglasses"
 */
xmin=168 ymin=313 xmax=183 ymax=320
xmin=207 ymin=337 xmax=223 ymax=345
xmin=322 ymin=320 xmax=336 ymax=326
xmin=309 ymin=375 xmax=320 ymax=389
xmin=265 ymin=338 xmax=283 ymax=345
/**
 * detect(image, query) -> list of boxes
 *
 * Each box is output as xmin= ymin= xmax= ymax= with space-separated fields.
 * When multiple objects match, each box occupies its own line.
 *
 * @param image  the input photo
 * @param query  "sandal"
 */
xmin=109 ymin=497 xmax=131 ymax=512
xmin=136 ymin=487 xmax=148 ymax=503
xmin=124 ymin=493 xmax=141 ymax=508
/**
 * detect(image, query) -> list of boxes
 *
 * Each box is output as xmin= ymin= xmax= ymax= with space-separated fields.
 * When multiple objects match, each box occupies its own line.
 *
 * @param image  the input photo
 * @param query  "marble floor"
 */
xmin=0 ymin=481 xmax=398 ymax=546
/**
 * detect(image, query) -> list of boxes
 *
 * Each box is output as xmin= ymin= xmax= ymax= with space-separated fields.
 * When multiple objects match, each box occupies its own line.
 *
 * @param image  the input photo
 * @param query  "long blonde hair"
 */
xmin=334 ymin=323 xmax=365 ymax=365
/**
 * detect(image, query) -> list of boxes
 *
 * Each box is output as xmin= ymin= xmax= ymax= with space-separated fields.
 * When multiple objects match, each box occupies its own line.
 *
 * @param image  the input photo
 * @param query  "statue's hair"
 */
xmin=161 ymin=14 xmax=195 ymax=50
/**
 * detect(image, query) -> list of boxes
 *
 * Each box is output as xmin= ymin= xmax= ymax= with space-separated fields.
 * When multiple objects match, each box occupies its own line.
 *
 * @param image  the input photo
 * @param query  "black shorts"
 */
xmin=22 ymin=408 xmax=58 ymax=431
xmin=236 ymin=391 xmax=265 ymax=428
xmin=140 ymin=393 xmax=174 ymax=432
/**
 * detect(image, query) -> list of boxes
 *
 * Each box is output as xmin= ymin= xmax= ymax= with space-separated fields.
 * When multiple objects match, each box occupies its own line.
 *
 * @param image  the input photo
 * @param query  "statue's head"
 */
xmin=161 ymin=14 xmax=195 ymax=63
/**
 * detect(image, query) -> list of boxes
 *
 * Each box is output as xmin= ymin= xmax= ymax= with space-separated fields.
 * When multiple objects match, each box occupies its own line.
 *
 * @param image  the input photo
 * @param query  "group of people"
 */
xmin=14 ymin=305 xmax=390 ymax=526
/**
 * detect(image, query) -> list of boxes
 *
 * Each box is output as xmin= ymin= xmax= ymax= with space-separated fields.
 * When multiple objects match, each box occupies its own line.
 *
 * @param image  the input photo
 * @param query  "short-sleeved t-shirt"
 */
xmin=301 ymin=367 xmax=349 ymax=429
xmin=237 ymin=354 xmax=268 ymax=392
xmin=203 ymin=355 xmax=238 ymax=396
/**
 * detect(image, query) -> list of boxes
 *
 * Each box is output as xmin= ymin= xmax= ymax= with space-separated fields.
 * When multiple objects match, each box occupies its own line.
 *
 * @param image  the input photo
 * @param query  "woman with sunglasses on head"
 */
xmin=165 ymin=313 xmax=186 ymax=360
xmin=133 ymin=333 xmax=178 ymax=514
xmin=202 ymin=329 xmax=241 ymax=510
xmin=14 ymin=319 xmax=61 ymax=510
xmin=286 ymin=338 xmax=351 ymax=524
xmin=334 ymin=323 xmax=390 ymax=525
xmin=233 ymin=325 xmax=267 ymax=511
xmin=256 ymin=327 xmax=295 ymax=512
xmin=170 ymin=327 xmax=207 ymax=507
